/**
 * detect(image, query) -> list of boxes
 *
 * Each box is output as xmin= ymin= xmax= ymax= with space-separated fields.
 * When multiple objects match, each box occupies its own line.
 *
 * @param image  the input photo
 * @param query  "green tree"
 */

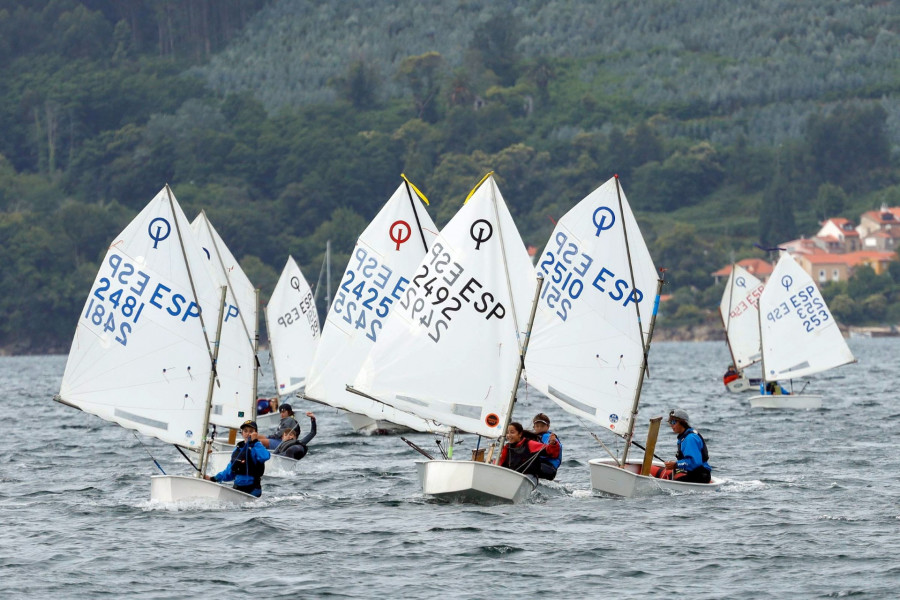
xmin=331 ymin=59 xmax=380 ymax=109
xmin=397 ymin=52 xmax=444 ymax=122
xmin=470 ymin=13 xmax=521 ymax=86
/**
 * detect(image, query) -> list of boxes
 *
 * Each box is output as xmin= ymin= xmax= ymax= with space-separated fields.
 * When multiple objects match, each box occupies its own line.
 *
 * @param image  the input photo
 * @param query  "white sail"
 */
xmin=190 ymin=212 xmax=259 ymax=429
xmin=305 ymin=181 xmax=441 ymax=432
xmin=266 ymin=255 xmax=320 ymax=397
xmin=353 ymin=175 xmax=537 ymax=438
xmin=759 ymin=253 xmax=855 ymax=380
xmin=58 ymin=187 xmax=223 ymax=449
xmin=719 ymin=264 xmax=764 ymax=369
xmin=524 ymin=177 xmax=659 ymax=438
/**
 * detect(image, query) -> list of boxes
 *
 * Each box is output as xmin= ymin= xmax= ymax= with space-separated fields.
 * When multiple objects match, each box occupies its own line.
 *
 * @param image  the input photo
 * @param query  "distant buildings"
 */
xmin=712 ymin=205 xmax=898 ymax=286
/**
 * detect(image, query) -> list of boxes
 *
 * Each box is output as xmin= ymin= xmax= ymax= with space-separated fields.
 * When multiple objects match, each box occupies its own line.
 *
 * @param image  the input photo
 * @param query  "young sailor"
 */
xmin=531 ymin=413 xmax=562 ymax=481
xmin=723 ymin=364 xmax=740 ymax=386
xmin=206 ymin=420 xmax=270 ymax=497
xmin=498 ymin=422 xmax=561 ymax=478
xmin=261 ymin=403 xmax=300 ymax=449
xmin=654 ymin=409 xmax=712 ymax=483
xmin=272 ymin=412 xmax=317 ymax=461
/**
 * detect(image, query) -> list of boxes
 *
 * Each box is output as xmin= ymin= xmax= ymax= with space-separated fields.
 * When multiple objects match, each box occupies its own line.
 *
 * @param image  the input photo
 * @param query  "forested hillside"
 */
xmin=3 ymin=0 xmax=900 ymax=353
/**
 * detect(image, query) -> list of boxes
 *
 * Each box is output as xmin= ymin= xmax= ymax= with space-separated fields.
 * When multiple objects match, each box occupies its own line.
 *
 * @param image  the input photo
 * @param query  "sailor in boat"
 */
xmin=763 ymin=381 xmax=789 ymax=396
xmin=530 ymin=413 xmax=562 ymax=481
xmin=270 ymin=412 xmax=318 ymax=460
xmin=723 ymin=364 xmax=740 ymax=386
xmin=498 ymin=422 xmax=561 ymax=478
xmin=261 ymin=403 xmax=300 ymax=450
xmin=205 ymin=420 xmax=271 ymax=497
xmin=650 ymin=409 xmax=712 ymax=484
xmin=257 ymin=397 xmax=276 ymax=416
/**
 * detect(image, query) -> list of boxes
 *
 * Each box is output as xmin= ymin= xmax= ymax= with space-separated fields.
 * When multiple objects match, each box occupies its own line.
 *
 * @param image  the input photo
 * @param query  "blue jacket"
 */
xmin=538 ymin=431 xmax=562 ymax=470
xmin=675 ymin=428 xmax=711 ymax=474
xmin=211 ymin=438 xmax=270 ymax=490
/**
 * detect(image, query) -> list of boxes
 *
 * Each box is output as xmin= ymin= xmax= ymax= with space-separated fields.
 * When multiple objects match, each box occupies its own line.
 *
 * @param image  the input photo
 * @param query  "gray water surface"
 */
xmin=2 ymin=340 xmax=898 ymax=599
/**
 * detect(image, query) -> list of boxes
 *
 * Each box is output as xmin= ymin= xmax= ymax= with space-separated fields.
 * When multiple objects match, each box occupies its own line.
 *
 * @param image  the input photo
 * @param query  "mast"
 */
xmin=758 ymin=296 xmax=768 ymax=384
xmin=721 ymin=263 xmax=739 ymax=369
xmin=495 ymin=273 xmax=544 ymax=458
xmin=252 ymin=287 xmax=260 ymax=418
xmin=614 ymin=174 xmax=663 ymax=467
xmin=326 ymin=240 xmax=332 ymax=310
xmin=620 ymin=276 xmax=664 ymax=466
xmin=264 ymin=307 xmax=282 ymax=402
xmin=165 ymin=185 xmax=216 ymax=364
xmin=198 ymin=286 xmax=228 ymax=477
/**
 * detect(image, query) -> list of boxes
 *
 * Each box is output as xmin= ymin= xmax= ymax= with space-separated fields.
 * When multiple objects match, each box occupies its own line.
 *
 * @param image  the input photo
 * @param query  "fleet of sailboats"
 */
xmin=68 ymin=172 xmax=857 ymax=503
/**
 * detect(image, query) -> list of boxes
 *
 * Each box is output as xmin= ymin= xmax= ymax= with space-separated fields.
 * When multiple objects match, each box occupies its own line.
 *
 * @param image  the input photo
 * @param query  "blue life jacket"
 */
xmin=229 ymin=440 xmax=266 ymax=489
xmin=675 ymin=428 xmax=710 ymax=473
xmin=539 ymin=431 xmax=562 ymax=470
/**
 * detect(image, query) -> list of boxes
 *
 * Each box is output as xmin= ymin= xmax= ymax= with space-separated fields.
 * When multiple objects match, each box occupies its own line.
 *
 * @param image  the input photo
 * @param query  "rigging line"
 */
xmin=313 ymin=250 xmax=328 ymax=303
xmin=132 ymin=431 xmax=166 ymax=475
xmin=576 ymin=416 xmax=620 ymax=463
xmin=175 ymin=444 xmax=200 ymax=473
xmin=199 ymin=210 xmax=257 ymax=356
xmin=164 ymin=185 xmax=215 ymax=364
xmin=401 ymin=174 xmax=429 ymax=252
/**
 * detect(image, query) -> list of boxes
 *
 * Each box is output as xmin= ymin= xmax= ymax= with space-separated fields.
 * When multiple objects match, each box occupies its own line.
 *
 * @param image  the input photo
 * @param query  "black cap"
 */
xmin=279 ymin=403 xmax=293 ymax=414
xmin=240 ymin=420 xmax=258 ymax=431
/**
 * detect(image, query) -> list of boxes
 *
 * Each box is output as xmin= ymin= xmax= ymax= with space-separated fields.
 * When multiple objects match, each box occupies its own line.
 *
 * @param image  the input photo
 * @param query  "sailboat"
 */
xmin=262 ymin=255 xmax=320 ymax=420
xmin=191 ymin=214 xmax=299 ymax=475
xmin=748 ymin=253 xmax=856 ymax=409
xmin=351 ymin=173 xmax=542 ymax=504
xmin=525 ymin=176 xmax=722 ymax=497
xmin=55 ymin=185 xmax=258 ymax=504
xmin=719 ymin=263 xmax=764 ymax=392
xmin=303 ymin=176 xmax=444 ymax=435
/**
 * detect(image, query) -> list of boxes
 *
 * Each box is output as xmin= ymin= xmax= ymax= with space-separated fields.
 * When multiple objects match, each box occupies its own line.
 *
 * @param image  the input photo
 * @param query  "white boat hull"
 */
xmin=206 ymin=450 xmax=301 ymax=476
xmin=416 ymin=460 xmax=536 ymax=504
xmin=345 ymin=411 xmax=412 ymax=435
xmin=725 ymin=375 xmax=761 ymax=393
xmin=589 ymin=458 xmax=723 ymax=498
xmin=150 ymin=475 xmax=257 ymax=504
xmin=256 ymin=411 xmax=281 ymax=432
xmin=749 ymin=394 xmax=822 ymax=409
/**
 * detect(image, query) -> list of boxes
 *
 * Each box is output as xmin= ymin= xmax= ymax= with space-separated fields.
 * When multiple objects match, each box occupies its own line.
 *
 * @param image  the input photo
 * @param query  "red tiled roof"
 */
xmin=803 ymin=251 xmax=896 ymax=265
xmin=711 ymin=258 xmax=774 ymax=277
